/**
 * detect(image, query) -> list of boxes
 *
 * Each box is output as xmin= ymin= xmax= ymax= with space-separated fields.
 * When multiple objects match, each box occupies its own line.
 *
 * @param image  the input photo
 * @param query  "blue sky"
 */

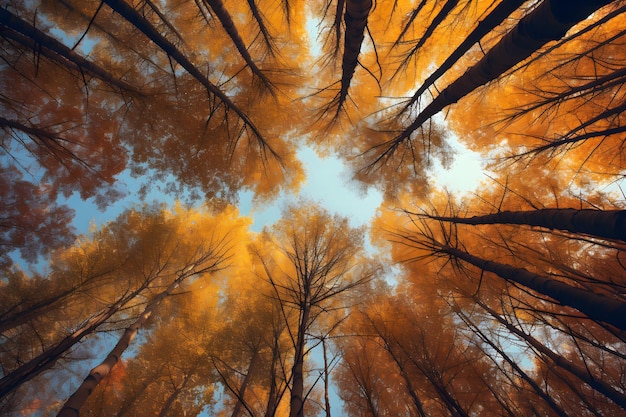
xmin=67 ymin=138 xmax=486 ymax=237
xmin=65 ymin=143 xmax=384 ymax=235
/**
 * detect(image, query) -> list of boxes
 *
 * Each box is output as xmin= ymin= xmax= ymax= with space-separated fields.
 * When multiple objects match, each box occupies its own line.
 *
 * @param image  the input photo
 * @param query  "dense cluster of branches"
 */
xmin=1 ymin=0 xmax=625 ymax=416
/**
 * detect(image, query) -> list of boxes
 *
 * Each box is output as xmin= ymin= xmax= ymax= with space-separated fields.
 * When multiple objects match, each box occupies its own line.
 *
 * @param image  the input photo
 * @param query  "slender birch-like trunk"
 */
xmin=402 ymin=0 xmax=526 ymax=110
xmin=451 ymin=303 xmax=570 ymax=417
xmin=56 ymin=273 xmax=192 ymax=417
xmin=0 ymin=279 xmax=151 ymax=399
xmin=289 ymin=303 xmax=311 ymax=417
xmin=204 ymin=0 xmax=273 ymax=89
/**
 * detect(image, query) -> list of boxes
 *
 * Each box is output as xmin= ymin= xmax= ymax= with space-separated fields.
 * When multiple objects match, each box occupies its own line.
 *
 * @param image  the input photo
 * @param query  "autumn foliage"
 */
xmin=1 ymin=0 xmax=625 ymax=416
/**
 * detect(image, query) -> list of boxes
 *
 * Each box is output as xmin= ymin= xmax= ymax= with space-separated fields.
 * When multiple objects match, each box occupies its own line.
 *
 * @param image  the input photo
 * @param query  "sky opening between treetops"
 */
xmin=1 ymin=1 xmax=625 ymax=417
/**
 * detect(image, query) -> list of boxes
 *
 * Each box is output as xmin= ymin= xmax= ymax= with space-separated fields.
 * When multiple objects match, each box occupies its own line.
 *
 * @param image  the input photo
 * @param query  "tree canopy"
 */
xmin=1 ymin=1 xmax=625 ymax=416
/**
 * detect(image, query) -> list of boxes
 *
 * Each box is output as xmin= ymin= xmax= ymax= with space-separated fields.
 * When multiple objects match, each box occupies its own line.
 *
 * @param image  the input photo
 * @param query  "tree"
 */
xmin=2 ymin=0 xmax=625 ymax=415
xmin=373 ymin=186 xmax=626 ymax=414
xmin=209 ymin=278 xmax=292 ymax=417
xmin=252 ymin=204 xmax=380 ymax=417
xmin=0 ymin=203 xmax=247 ymax=411
xmin=388 ymin=203 xmax=626 ymax=324
xmin=372 ymin=0 xmax=616 ymax=164
xmin=415 ymin=208 xmax=626 ymax=242
xmin=56 ymin=219 xmax=232 ymax=416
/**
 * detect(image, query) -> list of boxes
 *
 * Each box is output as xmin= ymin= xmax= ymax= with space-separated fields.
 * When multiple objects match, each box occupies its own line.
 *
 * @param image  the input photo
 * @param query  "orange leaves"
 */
xmin=1 ymin=1 xmax=625 ymax=415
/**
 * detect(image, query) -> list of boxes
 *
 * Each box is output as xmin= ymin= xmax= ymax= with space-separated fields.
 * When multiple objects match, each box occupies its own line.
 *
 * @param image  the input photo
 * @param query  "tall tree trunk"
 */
xmin=264 ymin=330 xmax=285 ymax=417
xmin=366 ymin=315 xmax=427 ymax=417
xmin=521 ymin=125 xmax=626 ymax=158
xmin=56 ymin=273 xmax=194 ymax=417
xmin=402 ymin=0 xmax=526 ymax=110
xmin=424 ymin=208 xmax=626 ymax=242
xmin=0 ymin=279 xmax=151 ymax=399
xmin=392 ymin=0 xmax=428 ymax=48
xmin=322 ymin=339 xmax=332 ymax=417
xmin=156 ymin=372 xmax=192 ymax=417
xmin=328 ymin=0 xmax=346 ymax=57
xmin=101 ymin=0 xmax=275 ymax=155
xmin=394 ymin=0 xmax=460 ymax=78
xmin=289 ymin=304 xmax=310 ymax=417
xmin=204 ymin=0 xmax=273 ymax=90
xmin=332 ymin=0 xmax=372 ymax=115
xmin=231 ymin=349 xmax=260 ymax=417
xmin=474 ymin=296 xmax=626 ymax=409
xmin=383 ymin=0 xmax=614 ymax=157
xmin=437 ymin=244 xmax=626 ymax=330
xmin=451 ymin=303 xmax=570 ymax=417
xmin=0 ymin=7 xmax=140 ymax=93
xmin=0 ymin=285 xmax=76 ymax=334
xmin=371 ymin=318 xmax=466 ymax=417
xmin=401 ymin=352 xmax=468 ymax=417
xmin=246 ymin=0 xmax=277 ymax=56
xmin=510 ymin=66 xmax=626 ymax=120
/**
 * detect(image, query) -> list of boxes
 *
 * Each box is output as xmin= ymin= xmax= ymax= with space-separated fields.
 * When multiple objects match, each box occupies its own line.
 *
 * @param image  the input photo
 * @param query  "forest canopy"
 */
xmin=1 ymin=0 xmax=625 ymax=416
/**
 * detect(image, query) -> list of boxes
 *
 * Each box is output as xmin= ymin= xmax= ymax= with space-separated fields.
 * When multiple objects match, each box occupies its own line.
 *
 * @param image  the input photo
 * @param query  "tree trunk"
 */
xmin=439 ymin=244 xmax=626 ymax=330
xmin=367 ymin=316 xmax=427 ymax=417
xmin=474 ymin=296 xmax=626 ymax=409
xmin=403 ymin=0 xmax=526 ymax=109
xmin=231 ymin=349 xmax=260 ymax=417
xmin=289 ymin=304 xmax=310 ymax=417
xmin=511 ymin=66 xmax=626 ymax=119
xmin=56 ymin=273 xmax=191 ymax=417
xmin=156 ymin=376 xmax=189 ymax=417
xmin=394 ymin=0 xmax=459 ymax=78
xmin=333 ymin=0 xmax=372 ymax=113
xmin=392 ymin=0 xmax=427 ymax=48
xmin=204 ymin=0 xmax=272 ymax=89
xmin=264 ymin=334 xmax=282 ymax=417
xmin=0 ymin=8 xmax=140 ymax=93
xmin=451 ymin=303 xmax=570 ymax=417
xmin=246 ymin=0 xmax=277 ymax=55
xmin=371 ymin=318 xmax=465 ymax=417
xmin=387 ymin=0 xmax=614 ymax=150
xmin=0 ymin=279 xmax=151 ymax=399
xmin=522 ymin=125 xmax=626 ymax=157
xmin=426 ymin=208 xmax=626 ymax=242
xmin=322 ymin=339 xmax=332 ymax=417
xmin=101 ymin=0 xmax=274 ymax=154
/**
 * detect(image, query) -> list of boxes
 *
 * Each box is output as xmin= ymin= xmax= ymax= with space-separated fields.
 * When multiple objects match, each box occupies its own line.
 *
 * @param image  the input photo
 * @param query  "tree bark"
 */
xmin=289 ymin=304 xmax=310 ymax=417
xmin=426 ymin=208 xmax=626 ymax=242
xmin=264 ymin=332 xmax=282 ymax=417
xmin=0 ymin=7 xmax=140 ymax=93
xmin=101 ymin=0 xmax=275 ymax=155
xmin=451 ymin=303 xmax=570 ymax=417
xmin=372 ymin=318 xmax=466 ymax=417
xmin=366 ymin=315 xmax=427 ymax=417
xmin=0 ymin=279 xmax=150 ymax=399
xmin=56 ymin=273 xmax=191 ymax=417
xmin=403 ymin=0 xmax=526 ymax=110
xmin=333 ymin=0 xmax=372 ymax=114
xmin=394 ymin=0 xmax=459 ymax=78
xmin=204 ymin=0 xmax=272 ymax=89
xmin=474 ymin=296 xmax=626 ymax=409
xmin=386 ymin=0 xmax=614 ymax=151
xmin=322 ymin=339 xmax=332 ymax=417
xmin=439 ymin=244 xmax=626 ymax=330
xmin=230 ymin=349 xmax=259 ymax=417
